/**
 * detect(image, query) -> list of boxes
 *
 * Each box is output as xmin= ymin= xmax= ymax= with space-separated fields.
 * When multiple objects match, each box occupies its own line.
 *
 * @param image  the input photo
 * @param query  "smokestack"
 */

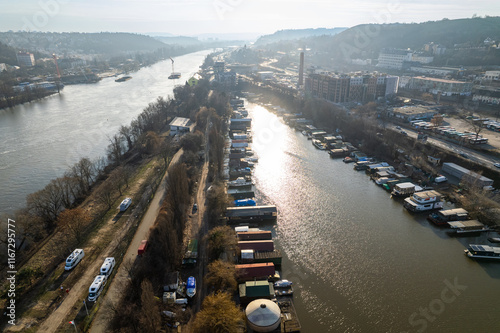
xmin=298 ymin=51 xmax=304 ymax=87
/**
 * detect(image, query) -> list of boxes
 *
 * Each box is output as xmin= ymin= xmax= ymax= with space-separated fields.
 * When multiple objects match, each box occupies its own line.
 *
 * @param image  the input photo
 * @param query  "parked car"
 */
xmin=494 ymin=163 xmax=500 ymax=168
xmin=192 ymin=203 xmax=198 ymax=214
xmin=400 ymin=130 xmax=408 ymax=136
xmin=396 ymin=126 xmax=401 ymax=130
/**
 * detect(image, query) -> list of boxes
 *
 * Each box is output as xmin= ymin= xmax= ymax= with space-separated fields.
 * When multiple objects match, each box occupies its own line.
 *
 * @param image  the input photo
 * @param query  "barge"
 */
xmin=428 ymin=208 xmax=469 ymax=226
xmin=465 ymin=244 xmax=500 ymax=260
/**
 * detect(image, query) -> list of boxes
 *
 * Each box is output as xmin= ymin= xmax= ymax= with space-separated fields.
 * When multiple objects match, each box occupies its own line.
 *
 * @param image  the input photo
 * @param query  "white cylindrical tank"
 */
xmin=245 ymin=299 xmax=281 ymax=332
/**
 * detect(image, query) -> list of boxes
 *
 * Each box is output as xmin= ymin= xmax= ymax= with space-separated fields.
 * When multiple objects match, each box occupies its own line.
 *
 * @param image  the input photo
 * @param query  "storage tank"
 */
xmin=245 ymin=299 xmax=281 ymax=332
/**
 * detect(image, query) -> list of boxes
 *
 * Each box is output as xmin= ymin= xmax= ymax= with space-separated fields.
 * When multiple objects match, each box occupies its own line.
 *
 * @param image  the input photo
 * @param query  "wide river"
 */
xmin=248 ymin=101 xmax=500 ymax=333
xmin=0 ymin=50 xmax=212 ymax=214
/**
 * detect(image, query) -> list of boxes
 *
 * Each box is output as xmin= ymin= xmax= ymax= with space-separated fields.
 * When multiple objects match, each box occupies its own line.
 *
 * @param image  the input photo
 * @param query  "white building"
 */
xmin=377 ymin=49 xmax=413 ymax=70
xmin=169 ymin=117 xmax=194 ymax=136
xmin=483 ymin=71 xmax=500 ymax=81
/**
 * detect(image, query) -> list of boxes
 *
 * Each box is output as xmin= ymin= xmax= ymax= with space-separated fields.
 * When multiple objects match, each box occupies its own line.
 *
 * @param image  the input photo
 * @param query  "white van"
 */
xmin=100 ymin=257 xmax=115 ymax=276
xmin=88 ymin=275 xmax=108 ymax=302
xmin=65 ymin=249 xmax=84 ymax=271
xmin=435 ymin=175 xmax=448 ymax=183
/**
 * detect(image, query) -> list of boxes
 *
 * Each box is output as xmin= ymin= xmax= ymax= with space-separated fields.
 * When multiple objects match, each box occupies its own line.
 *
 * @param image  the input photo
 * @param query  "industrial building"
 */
xmin=441 ymin=162 xmax=494 ymax=188
xmin=169 ymin=117 xmax=194 ymax=136
xmin=408 ymin=76 xmax=473 ymax=96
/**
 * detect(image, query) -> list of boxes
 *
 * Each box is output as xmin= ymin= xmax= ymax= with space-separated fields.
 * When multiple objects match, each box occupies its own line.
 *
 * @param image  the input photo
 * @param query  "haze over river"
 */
xmin=0 ymin=50 xmax=212 ymax=214
xmin=248 ymin=101 xmax=500 ymax=333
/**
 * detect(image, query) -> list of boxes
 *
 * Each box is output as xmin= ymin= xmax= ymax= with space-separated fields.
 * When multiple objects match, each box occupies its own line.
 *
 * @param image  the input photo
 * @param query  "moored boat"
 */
xmin=115 ymin=75 xmax=132 ymax=82
xmin=403 ymin=190 xmax=443 ymax=213
xmin=186 ymin=276 xmax=196 ymax=297
xmin=464 ymin=244 xmax=500 ymax=260
xmin=428 ymin=208 xmax=468 ymax=226
xmin=448 ymin=220 xmax=489 ymax=234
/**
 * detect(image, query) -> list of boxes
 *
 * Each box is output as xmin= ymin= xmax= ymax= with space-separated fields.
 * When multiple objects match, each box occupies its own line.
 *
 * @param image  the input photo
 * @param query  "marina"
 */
xmin=246 ymin=100 xmax=500 ymax=332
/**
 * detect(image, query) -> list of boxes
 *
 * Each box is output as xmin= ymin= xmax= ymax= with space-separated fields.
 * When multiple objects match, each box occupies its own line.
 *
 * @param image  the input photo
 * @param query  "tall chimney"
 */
xmin=298 ymin=51 xmax=305 ymax=87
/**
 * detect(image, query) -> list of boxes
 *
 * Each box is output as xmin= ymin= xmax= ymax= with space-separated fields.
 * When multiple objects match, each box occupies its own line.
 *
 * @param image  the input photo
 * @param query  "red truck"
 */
xmin=138 ymin=240 xmax=148 ymax=256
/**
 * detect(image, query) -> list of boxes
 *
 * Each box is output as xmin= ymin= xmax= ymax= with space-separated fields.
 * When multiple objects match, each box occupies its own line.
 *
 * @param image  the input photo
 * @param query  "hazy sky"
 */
xmin=1 ymin=0 xmax=499 ymax=36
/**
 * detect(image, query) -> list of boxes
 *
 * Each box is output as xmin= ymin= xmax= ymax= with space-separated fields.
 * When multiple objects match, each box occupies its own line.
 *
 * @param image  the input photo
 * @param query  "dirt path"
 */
xmin=192 ymin=160 xmax=209 ymax=313
xmin=88 ymin=149 xmax=183 ymax=333
xmin=34 ymin=150 xmax=183 ymax=333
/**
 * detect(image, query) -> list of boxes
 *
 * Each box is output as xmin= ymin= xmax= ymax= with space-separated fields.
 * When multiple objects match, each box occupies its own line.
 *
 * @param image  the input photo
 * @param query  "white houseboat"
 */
xmin=465 ymin=244 xmax=500 ymax=260
xmin=448 ymin=220 xmax=489 ymax=234
xmin=403 ymin=190 xmax=443 ymax=212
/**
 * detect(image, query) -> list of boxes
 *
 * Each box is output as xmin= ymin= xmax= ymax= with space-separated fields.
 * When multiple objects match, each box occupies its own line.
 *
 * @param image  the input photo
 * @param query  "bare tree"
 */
xmin=26 ymin=179 xmax=64 ymax=228
xmin=119 ymin=125 xmax=134 ymax=151
xmin=192 ymin=293 xmax=245 ymax=333
xmin=107 ymin=134 xmax=125 ymax=165
xmin=139 ymin=279 xmax=161 ymax=333
xmin=205 ymin=260 xmax=237 ymax=293
xmin=95 ymin=181 xmax=115 ymax=210
xmin=70 ymin=157 xmax=96 ymax=196
xmin=57 ymin=207 xmax=92 ymax=243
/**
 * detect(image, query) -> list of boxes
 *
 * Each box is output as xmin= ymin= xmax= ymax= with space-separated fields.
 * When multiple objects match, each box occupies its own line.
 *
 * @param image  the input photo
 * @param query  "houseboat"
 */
xmin=448 ymin=220 xmax=489 ymax=234
xmin=403 ymin=190 xmax=443 ymax=213
xmin=464 ymin=244 xmax=500 ymax=260
xmin=391 ymin=182 xmax=417 ymax=198
xmin=428 ymin=208 xmax=468 ymax=226
xmin=228 ymin=177 xmax=254 ymax=188
xmin=353 ymin=160 xmax=372 ymax=171
xmin=312 ymin=139 xmax=326 ymax=150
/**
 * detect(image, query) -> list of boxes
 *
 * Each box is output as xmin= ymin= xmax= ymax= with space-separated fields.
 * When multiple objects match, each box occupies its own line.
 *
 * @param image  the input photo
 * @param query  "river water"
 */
xmin=0 ymin=50 xmax=212 ymax=214
xmin=248 ymin=101 xmax=500 ymax=333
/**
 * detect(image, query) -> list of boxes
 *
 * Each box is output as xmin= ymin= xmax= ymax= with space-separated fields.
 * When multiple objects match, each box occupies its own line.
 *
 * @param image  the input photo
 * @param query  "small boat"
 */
xmin=488 ymin=237 xmax=500 ymax=243
xmin=343 ymin=156 xmax=354 ymax=163
xmin=274 ymin=280 xmax=293 ymax=288
xmin=246 ymin=157 xmax=258 ymax=163
xmin=115 ymin=75 xmax=132 ymax=82
xmin=301 ymin=131 xmax=307 ymax=136
xmin=186 ymin=276 xmax=196 ymax=298
xmin=168 ymin=72 xmax=181 ymax=79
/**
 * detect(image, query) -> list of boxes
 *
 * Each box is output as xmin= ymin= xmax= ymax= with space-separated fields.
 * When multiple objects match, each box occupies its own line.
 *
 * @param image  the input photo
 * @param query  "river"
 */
xmin=248 ymin=101 xmax=500 ymax=333
xmin=0 ymin=50 xmax=212 ymax=214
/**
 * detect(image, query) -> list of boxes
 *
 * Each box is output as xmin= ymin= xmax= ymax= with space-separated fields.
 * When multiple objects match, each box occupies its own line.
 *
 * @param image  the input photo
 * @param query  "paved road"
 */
xmin=391 ymin=125 xmax=500 ymax=169
xmin=89 ymin=149 xmax=183 ymax=333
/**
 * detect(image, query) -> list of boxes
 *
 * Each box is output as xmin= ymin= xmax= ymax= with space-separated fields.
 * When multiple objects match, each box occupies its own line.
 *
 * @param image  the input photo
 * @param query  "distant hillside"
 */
xmin=260 ymin=17 xmax=500 ymax=66
xmin=155 ymin=36 xmax=202 ymax=46
xmin=254 ymin=28 xmax=348 ymax=46
xmin=0 ymin=32 xmax=168 ymax=56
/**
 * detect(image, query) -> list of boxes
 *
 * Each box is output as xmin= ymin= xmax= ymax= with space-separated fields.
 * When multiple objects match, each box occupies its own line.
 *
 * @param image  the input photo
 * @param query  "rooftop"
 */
xmin=169 ymin=117 xmax=192 ymax=128
xmin=413 ymin=76 xmax=470 ymax=84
